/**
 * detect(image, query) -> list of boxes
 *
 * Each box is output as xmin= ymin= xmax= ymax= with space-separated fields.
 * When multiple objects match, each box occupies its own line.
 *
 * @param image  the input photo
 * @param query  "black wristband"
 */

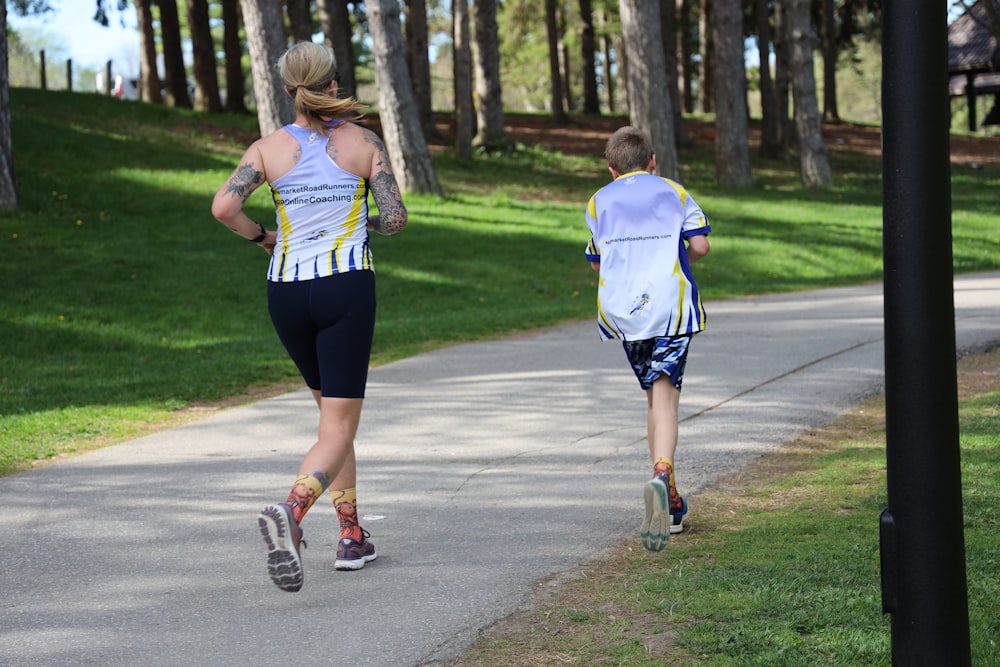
xmin=249 ymin=223 xmax=267 ymax=243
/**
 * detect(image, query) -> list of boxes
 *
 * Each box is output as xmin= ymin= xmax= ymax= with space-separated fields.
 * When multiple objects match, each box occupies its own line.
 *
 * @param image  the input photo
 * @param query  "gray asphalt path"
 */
xmin=2 ymin=272 xmax=998 ymax=667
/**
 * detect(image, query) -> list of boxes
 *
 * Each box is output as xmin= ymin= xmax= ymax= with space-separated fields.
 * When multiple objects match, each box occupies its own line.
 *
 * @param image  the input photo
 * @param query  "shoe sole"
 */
xmin=335 ymin=549 xmax=377 ymax=571
xmin=258 ymin=505 xmax=303 ymax=592
xmin=640 ymin=478 xmax=670 ymax=551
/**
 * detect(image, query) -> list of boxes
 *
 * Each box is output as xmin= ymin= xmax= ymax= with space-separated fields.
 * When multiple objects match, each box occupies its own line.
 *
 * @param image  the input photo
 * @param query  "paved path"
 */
xmin=2 ymin=272 xmax=998 ymax=667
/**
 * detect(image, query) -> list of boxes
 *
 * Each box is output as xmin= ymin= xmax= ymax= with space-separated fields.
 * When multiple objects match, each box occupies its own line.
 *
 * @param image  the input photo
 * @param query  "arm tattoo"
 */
xmin=369 ymin=170 xmax=407 ymax=235
xmin=359 ymin=129 xmax=406 ymax=234
xmin=225 ymin=162 xmax=264 ymax=202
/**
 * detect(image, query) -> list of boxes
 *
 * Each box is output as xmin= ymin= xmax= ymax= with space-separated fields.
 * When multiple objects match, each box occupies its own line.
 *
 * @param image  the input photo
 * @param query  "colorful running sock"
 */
xmin=653 ymin=458 xmax=684 ymax=512
xmin=285 ymin=470 xmax=331 ymax=523
xmin=330 ymin=486 xmax=363 ymax=542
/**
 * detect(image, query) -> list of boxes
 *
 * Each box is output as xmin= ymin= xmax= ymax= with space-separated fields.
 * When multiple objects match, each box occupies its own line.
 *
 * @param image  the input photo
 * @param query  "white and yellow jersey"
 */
xmin=585 ymin=171 xmax=710 ymax=341
xmin=267 ymin=123 xmax=372 ymax=282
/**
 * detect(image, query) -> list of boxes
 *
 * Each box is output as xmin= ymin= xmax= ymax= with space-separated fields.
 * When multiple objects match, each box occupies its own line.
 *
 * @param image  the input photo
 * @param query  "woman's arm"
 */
xmin=362 ymin=130 xmax=407 ymax=236
xmin=211 ymin=144 xmax=277 ymax=253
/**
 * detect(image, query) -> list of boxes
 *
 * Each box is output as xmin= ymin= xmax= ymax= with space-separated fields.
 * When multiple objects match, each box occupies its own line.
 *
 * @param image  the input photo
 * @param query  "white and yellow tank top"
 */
xmin=266 ymin=123 xmax=372 ymax=282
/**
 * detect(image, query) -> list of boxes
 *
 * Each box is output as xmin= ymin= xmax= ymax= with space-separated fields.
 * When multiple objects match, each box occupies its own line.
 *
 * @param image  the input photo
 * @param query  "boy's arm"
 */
xmin=686 ymin=233 xmax=710 ymax=263
xmin=585 ymin=233 xmax=601 ymax=271
xmin=679 ymin=190 xmax=711 ymax=264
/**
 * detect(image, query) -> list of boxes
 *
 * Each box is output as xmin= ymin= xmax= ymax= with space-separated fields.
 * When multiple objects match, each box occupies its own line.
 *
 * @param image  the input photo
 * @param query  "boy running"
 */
xmin=584 ymin=126 xmax=711 ymax=551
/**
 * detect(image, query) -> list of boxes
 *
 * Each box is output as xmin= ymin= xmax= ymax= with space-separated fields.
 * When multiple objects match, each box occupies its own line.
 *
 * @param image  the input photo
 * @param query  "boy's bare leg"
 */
xmin=646 ymin=376 xmax=680 ymax=463
xmin=639 ymin=377 xmax=682 ymax=550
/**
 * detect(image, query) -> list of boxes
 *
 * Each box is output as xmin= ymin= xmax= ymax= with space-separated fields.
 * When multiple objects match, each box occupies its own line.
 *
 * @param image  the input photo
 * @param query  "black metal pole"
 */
xmin=880 ymin=1 xmax=971 ymax=665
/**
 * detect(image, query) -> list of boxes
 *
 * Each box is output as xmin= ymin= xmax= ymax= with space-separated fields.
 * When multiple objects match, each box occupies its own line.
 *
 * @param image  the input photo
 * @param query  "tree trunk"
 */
xmin=678 ymin=0 xmax=694 ymax=113
xmin=471 ymin=0 xmax=506 ymax=149
xmin=821 ymin=0 xmax=839 ymax=122
xmin=561 ymin=35 xmax=573 ymax=112
xmin=404 ymin=0 xmax=441 ymax=141
xmin=221 ymin=0 xmax=248 ymax=114
xmin=579 ymin=0 xmax=600 ymax=114
xmin=452 ymin=0 xmax=475 ymax=160
xmin=0 ymin=0 xmax=19 ymax=212
xmin=600 ymin=9 xmax=616 ymax=112
xmin=135 ymin=0 xmax=163 ymax=104
xmin=240 ymin=0 xmax=294 ymax=136
xmin=159 ymin=0 xmax=192 ymax=108
xmin=187 ymin=0 xmax=223 ymax=112
xmin=617 ymin=31 xmax=630 ymax=115
xmin=367 ymin=0 xmax=442 ymax=195
xmin=756 ymin=0 xmax=782 ymax=157
xmin=660 ymin=0 xmax=686 ymax=147
xmin=546 ymin=0 xmax=568 ymax=123
xmin=787 ymin=0 xmax=832 ymax=186
xmin=619 ymin=0 xmax=679 ymax=180
xmin=698 ymin=0 xmax=713 ymax=114
xmin=773 ymin=0 xmax=793 ymax=150
xmin=712 ymin=0 xmax=753 ymax=187
xmin=318 ymin=0 xmax=356 ymax=99
xmin=286 ymin=0 xmax=313 ymax=42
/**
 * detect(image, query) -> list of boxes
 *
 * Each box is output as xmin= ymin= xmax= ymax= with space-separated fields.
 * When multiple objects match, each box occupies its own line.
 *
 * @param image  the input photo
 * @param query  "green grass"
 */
xmin=2 ymin=87 xmax=999 ymax=475
xmin=451 ymin=350 xmax=1000 ymax=666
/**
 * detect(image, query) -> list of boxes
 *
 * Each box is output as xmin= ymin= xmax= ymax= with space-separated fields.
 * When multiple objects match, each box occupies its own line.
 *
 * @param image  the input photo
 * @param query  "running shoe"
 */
xmin=258 ymin=503 xmax=306 ymax=592
xmin=335 ymin=530 xmax=377 ymax=570
xmin=670 ymin=496 xmax=688 ymax=534
xmin=640 ymin=476 xmax=670 ymax=551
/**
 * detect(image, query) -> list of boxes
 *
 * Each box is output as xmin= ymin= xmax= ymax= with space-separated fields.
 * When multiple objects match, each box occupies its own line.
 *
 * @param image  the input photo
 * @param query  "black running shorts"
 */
xmin=267 ymin=270 xmax=376 ymax=398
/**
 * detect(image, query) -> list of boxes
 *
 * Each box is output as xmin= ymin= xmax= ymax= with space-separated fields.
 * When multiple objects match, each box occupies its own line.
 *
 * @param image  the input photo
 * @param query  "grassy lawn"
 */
xmin=3 ymin=88 xmax=997 ymax=474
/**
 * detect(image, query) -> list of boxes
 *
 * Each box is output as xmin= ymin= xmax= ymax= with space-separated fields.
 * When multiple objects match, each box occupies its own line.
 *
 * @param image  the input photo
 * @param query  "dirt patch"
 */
xmin=484 ymin=114 xmax=1000 ymax=167
xmin=179 ymin=378 xmax=304 ymax=414
xmin=379 ymin=111 xmax=1000 ymax=166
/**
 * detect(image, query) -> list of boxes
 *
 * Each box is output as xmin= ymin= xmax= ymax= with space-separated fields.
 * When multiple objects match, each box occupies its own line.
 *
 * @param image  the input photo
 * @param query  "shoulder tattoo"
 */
xmin=362 ymin=131 xmax=393 ymax=173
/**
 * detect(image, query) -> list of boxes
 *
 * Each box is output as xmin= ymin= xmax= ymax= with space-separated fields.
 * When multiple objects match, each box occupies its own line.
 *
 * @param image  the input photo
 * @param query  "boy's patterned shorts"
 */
xmin=622 ymin=335 xmax=692 ymax=391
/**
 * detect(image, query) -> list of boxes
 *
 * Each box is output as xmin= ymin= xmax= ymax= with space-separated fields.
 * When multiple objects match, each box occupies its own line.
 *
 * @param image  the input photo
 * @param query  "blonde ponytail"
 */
xmin=278 ymin=42 xmax=365 ymax=135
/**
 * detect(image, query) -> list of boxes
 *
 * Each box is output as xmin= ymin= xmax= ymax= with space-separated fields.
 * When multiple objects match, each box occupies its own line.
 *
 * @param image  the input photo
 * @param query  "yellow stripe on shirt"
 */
xmin=672 ymin=257 xmax=687 ymax=335
xmin=327 ymin=177 xmax=368 ymax=273
xmin=270 ymin=184 xmax=294 ymax=281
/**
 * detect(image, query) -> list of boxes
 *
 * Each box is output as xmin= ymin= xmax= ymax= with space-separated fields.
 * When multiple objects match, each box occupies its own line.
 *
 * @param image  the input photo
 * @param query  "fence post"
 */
xmin=40 ymin=49 xmax=47 ymax=90
xmin=67 ymin=59 xmax=73 ymax=92
xmin=105 ymin=61 xmax=113 ymax=95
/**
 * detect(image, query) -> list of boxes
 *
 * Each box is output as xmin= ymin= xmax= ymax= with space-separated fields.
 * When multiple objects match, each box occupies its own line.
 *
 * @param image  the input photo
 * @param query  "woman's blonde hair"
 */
xmin=277 ymin=41 xmax=365 ymax=135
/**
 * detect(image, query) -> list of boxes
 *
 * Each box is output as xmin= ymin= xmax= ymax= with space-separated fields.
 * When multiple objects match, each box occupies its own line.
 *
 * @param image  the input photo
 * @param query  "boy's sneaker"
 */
xmin=640 ymin=476 xmax=670 ymax=551
xmin=258 ymin=503 xmax=306 ymax=592
xmin=670 ymin=496 xmax=688 ymax=534
xmin=335 ymin=530 xmax=377 ymax=571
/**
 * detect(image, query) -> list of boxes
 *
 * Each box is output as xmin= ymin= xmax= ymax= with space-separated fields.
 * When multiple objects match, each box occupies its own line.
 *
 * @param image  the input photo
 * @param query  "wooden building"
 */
xmin=949 ymin=0 xmax=1000 ymax=130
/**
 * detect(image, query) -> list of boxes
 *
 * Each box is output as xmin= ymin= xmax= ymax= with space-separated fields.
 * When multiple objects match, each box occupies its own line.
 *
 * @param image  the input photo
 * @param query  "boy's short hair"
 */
xmin=604 ymin=126 xmax=653 ymax=173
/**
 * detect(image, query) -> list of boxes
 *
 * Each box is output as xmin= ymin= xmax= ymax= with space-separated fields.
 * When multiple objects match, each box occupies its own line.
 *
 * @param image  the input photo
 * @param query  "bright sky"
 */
xmin=8 ymin=1 xmax=140 ymax=75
